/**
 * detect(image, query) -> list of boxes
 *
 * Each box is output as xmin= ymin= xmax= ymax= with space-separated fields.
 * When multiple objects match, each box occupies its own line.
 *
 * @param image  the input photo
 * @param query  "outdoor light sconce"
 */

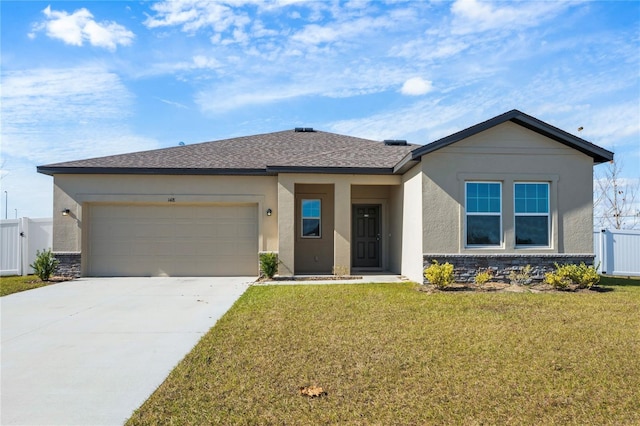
xmin=61 ymin=209 xmax=71 ymax=216
xmin=266 ymin=208 xmax=273 ymax=216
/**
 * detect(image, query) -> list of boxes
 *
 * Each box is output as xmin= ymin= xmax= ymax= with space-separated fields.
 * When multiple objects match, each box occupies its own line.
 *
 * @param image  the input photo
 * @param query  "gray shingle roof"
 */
xmin=38 ymin=130 xmax=417 ymax=175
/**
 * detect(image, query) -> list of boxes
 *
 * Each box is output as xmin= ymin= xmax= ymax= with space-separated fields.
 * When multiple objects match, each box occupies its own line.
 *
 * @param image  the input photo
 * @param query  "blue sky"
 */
xmin=1 ymin=0 xmax=638 ymax=219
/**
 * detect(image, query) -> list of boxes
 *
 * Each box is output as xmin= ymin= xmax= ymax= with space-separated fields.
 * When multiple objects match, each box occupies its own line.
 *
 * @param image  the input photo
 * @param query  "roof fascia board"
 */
xmin=265 ymin=166 xmax=395 ymax=175
xmin=36 ymin=167 xmax=270 ymax=176
xmin=510 ymin=115 xmax=613 ymax=163
xmin=410 ymin=109 xmax=614 ymax=164
xmin=392 ymin=152 xmax=421 ymax=174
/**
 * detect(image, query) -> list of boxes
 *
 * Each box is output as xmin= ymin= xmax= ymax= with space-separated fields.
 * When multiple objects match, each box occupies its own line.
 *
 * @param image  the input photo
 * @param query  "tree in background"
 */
xmin=594 ymin=160 xmax=639 ymax=230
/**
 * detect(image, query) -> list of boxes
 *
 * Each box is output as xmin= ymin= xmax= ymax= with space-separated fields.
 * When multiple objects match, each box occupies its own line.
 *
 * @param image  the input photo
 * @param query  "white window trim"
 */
xmin=514 ymin=182 xmax=550 ymax=248
xmin=465 ymin=181 xmax=503 ymax=248
xmin=301 ymin=198 xmax=321 ymax=239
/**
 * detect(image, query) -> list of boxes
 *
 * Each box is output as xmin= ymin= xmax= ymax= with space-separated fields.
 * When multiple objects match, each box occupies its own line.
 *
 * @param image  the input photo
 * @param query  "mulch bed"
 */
xmin=258 ymin=275 xmax=363 ymax=282
xmin=419 ymin=282 xmax=610 ymax=293
xmin=27 ymin=276 xmax=75 ymax=284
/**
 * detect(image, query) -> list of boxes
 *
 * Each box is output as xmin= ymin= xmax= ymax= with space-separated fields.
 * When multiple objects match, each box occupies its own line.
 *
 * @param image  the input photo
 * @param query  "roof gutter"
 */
xmin=36 ymin=166 xmax=271 ymax=176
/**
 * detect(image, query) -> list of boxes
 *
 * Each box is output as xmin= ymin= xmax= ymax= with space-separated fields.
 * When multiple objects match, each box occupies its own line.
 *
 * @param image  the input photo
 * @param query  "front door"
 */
xmin=352 ymin=205 xmax=381 ymax=268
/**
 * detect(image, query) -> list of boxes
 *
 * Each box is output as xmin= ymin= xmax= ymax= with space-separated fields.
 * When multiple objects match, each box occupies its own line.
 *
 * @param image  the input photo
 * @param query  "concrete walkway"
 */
xmin=1 ymin=277 xmax=252 ymax=426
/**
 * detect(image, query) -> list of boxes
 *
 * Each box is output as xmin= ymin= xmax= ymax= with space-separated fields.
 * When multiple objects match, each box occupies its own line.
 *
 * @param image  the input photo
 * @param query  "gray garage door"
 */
xmin=87 ymin=204 xmax=258 ymax=276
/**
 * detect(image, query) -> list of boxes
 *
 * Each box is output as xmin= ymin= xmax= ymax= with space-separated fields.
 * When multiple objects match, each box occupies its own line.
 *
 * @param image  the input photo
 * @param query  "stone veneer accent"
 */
xmin=423 ymin=254 xmax=595 ymax=284
xmin=54 ymin=252 xmax=82 ymax=278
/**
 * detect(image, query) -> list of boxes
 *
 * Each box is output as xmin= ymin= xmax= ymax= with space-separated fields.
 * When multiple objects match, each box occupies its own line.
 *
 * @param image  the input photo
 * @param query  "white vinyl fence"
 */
xmin=1 ymin=218 xmax=53 ymax=276
xmin=594 ymin=228 xmax=640 ymax=276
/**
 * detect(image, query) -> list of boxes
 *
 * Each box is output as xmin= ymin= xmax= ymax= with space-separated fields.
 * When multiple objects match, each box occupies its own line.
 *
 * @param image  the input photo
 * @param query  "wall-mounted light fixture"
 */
xmin=266 ymin=208 xmax=273 ymax=216
xmin=61 ymin=208 xmax=71 ymax=216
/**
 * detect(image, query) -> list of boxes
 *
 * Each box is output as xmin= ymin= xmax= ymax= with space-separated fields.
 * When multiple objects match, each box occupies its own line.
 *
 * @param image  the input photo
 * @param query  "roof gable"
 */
xmin=408 ymin=109 xmax=614 ymax=164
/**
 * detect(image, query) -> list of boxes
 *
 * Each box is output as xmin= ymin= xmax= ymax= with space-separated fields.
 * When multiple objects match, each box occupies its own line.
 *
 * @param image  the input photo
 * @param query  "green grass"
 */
xmin=0 ymin=275 xmax=54 ymax=296
xmin=128 ymin=280 xmax=640 ymax=425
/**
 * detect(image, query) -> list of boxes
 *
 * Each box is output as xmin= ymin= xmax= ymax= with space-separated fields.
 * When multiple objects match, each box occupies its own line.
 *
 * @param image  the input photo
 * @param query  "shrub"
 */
xmin=30 ymin=249 xmax=59 ymax=281
xmin=509 ymin=264 xmax=532 ymax=285
xmin=544 ymin=270 xmax=571 ymax=289
xmin=474 ymin=269 xmax=493 ymax=286
xmin=259 ymin=252 xmax=278 ymax=279
xmin=545 ymin=262 xmax=600 ymax=289
xmin=424 ymin=260 xmax=454 ymax=288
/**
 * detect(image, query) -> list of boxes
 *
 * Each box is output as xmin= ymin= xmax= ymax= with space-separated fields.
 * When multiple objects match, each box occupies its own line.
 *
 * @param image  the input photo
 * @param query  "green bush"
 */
xmin=474 ymin=269 xmax=493 ymax=286
xmin=545 ymin=262 xmax=600 ymax=289
xmin=544 ymin=270 xmax=571 ymax=289
xmin=30 ymin=249 xmax=59 ymax=281
xmin=259 ymin=252 xmax=278 ymax=279
xmin=424 ymin=260 xmax=454 ymax=288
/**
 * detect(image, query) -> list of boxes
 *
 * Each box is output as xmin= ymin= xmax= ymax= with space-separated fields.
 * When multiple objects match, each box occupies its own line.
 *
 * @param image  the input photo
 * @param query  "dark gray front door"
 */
xmin=352 ymin=205 xmax=381 ymax=268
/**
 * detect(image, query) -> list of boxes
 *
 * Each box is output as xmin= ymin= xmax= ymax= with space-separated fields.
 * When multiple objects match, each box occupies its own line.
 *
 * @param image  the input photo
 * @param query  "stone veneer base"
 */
xmin=54 ymin=252 xmax=82 ymax=278
xmin=423 ymin=253 xmax=595 ymax=284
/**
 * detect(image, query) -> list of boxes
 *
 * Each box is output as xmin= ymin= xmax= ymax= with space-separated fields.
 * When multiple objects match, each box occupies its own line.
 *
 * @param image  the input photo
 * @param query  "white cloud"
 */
xmin=400 ymin=77 xmax=433 ymax=96
xmin=144 ymin=0 xmax=252 ymax=42
xmin=30 ymin=5 xmax=134 ymax=51
xmin=157 ymin=98 xmax=189 ymax=109
xmin=450 ymin=0 xmax=570 ymax=35
xmin=1 ymin=67 xmax=157 ymax=164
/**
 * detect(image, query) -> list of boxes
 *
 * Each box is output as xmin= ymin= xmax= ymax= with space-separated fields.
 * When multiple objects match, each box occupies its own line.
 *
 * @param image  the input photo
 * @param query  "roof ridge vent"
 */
xmin=295 ymin=127 xmax=315 ymax=132
xmin=384 ymin=139 xmax=407 ymax=146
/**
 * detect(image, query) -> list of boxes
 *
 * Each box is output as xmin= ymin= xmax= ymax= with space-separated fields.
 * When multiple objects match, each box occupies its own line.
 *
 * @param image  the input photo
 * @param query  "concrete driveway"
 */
xmin=1 ymin=276 xmax=252 ymax=426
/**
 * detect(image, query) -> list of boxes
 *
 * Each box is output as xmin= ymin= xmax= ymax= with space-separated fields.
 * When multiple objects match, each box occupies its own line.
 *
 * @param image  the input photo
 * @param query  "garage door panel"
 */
xmin=88 ymin=204 xmax=258 ymax=277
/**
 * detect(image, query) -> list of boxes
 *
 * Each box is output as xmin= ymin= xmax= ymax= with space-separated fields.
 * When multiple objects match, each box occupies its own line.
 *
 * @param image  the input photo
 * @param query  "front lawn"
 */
xmin=128 ymin=281 xmax=640 ymax=425
xmin=0 ymin=275 xmax=53 ymax=297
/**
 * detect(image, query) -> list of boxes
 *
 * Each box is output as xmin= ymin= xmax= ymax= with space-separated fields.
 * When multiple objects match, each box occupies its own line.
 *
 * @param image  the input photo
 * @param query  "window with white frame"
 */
xmin=301 ymin=199 xmax=321 ymax=238
xmin=466 ymin=182 xmax=502 ymax=246
xmin=514 ymin=183 xmax=549 ymax=246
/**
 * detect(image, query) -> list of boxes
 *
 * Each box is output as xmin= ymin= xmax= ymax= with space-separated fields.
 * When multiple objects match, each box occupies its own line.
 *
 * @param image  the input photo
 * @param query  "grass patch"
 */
xmin=0 ymin=275 xmax=53 ymax=297
xmin=600 ymin=274 xmax=640 ymax=287
xmin=128 ymin=282 xmax=640 ymax=425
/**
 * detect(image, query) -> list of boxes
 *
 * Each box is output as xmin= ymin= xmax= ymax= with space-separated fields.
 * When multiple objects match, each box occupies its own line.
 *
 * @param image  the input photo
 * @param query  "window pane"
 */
xmin=302 ymin=199 xmax=320 ymax=218
xmin=467 ymin=182 xmax=500 ymax=213
xmin=515 ymin=183 xmax=548 ymax=213
xmin=302 ymin=218 xmax=320 ymax=237
xmin=515 ymin=216 xmax=548 ymax=246
xmin=489 ymin=184 xmax=500 ymax=198
xmin=467 ymin=215 xmax=501 ymax=246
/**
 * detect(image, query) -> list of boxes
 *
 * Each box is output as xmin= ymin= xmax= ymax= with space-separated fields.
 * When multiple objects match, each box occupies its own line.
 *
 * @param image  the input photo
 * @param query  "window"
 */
xmin=515 ymin=183 xmax=549 ymax=246
xmin=301 ymin=199 xmax=321 ymax=238
xmin=466 ymin=182 xmax=502 ymax=246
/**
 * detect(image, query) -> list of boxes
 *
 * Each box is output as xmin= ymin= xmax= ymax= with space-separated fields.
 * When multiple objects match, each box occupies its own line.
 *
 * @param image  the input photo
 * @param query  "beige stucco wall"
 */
xmin=295 ymin=184 xmax=335 ymax=273
xmin=52 ymin=174 xmax=279 ymax=256
xmin=401 ymin=164 xmax=424 ymax=283
xmin=276 ymin=173 xmax=401 ymax=276
xmin=421 ymin=121 xmax=594 ymax=254
xmin=388 ymin=185 xmax=403 ymax=273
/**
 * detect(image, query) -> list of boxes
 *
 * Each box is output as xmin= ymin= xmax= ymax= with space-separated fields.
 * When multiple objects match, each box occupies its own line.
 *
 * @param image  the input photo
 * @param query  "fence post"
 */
xmin=20 ymin=217 xmax=28 ymax=276
xmin=599 ymin=228 xmax=606 ymax=274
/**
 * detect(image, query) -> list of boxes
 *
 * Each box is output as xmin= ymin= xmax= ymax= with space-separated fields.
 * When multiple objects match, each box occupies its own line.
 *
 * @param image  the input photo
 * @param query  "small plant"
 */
xmin=474 ymin=269 xmax=493 ymax=286
xmin=424 ymin=260 xmax=454 ymax=289
xmin=544 ymin=270 xmax=571 ymax=289
xmin=259 ymin=252 xmax=278 ymax=279
xmin=545 ymin=262 xmax=600 ymax=289
xmin=509 ymin=264 xmax=532 ymax=285
xmin=30 ymin=249 xmax=59 ymax=281
xmin=332 ymin=265 xmax=349 ymax=277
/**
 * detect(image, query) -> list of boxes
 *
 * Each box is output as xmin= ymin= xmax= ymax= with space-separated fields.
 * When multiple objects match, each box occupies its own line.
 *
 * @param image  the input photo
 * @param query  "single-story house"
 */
xmin=38 ymin=109 xmax=613 ymax=283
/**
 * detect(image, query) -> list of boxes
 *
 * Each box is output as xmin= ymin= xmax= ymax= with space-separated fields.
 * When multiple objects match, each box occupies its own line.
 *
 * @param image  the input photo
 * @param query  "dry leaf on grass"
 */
xmin=299 ymin=385 xmax=327 ymax=397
